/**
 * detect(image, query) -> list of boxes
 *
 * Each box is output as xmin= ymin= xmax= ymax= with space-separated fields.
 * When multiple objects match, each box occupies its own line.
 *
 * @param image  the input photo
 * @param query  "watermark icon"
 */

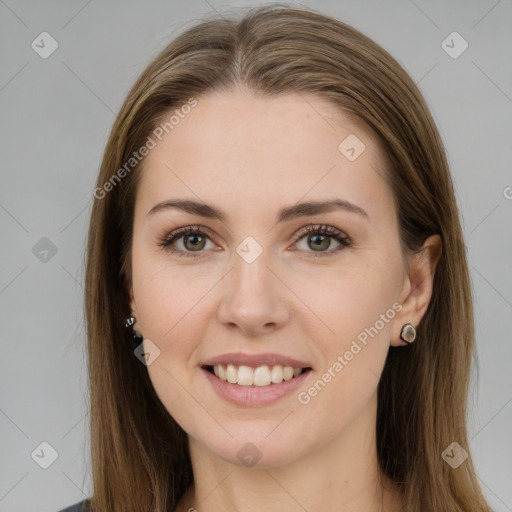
xmin=31 ymin=32 xmax=59 ymax=59
xmin=93 ymin=97 xmax=198 ymax=200
xmin=298 ymin=302 xmax=403 ymax=404
xmin=237 ymin=441 xmax=263 ymax=467
xmin=442 ymin=441 xmax=469 ymax=468
xmin=31 ymin=441 xmax=59 ymax=469
xmin=32 ymin=237 xmax=58 ymax=263
xmin=134 ymin=338 xmax=161 ymax=366
xmin=503 ymin=186 xmax=512 ymax=200
xmin=236 ymin=236 xmax=264 ymax=263
xmin=338 ymin=134 xmax=366 ymax=161
xmin=441 ymin=31 xmax=469 ymax=59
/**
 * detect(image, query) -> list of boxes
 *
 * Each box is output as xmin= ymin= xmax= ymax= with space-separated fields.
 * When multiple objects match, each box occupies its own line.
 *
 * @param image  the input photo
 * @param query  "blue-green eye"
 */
xmin=158 ymin=225 xmax=215 ymax=257
xmin=291 ymin=224 xmax=351 ymax=256
xmin=158 ymin=224 xmax=351 ymax=258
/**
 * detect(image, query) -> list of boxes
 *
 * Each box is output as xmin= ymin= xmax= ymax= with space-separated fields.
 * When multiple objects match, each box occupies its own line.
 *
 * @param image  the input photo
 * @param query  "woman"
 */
xmin=60 ymin=4 xmax=492 ymax=511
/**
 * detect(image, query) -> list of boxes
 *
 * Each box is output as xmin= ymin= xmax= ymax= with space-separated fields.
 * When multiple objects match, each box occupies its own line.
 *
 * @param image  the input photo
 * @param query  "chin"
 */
xmin=201 ymin=431 xmax=307 ymax=469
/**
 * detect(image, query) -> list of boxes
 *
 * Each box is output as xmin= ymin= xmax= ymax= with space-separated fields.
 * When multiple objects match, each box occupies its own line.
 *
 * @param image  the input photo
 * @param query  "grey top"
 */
xmin=57 ymin=499 xmax=90 ymax=512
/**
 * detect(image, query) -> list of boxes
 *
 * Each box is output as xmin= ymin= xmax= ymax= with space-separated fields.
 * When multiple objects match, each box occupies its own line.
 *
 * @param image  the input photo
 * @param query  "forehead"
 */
xmin=136 ymin=88 xmax=392 ymax=221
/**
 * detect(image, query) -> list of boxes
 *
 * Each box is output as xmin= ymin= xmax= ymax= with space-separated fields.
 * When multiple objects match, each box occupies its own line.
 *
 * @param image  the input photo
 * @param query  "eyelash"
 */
xmin=157 ymin=224 xmax=352 ymax=259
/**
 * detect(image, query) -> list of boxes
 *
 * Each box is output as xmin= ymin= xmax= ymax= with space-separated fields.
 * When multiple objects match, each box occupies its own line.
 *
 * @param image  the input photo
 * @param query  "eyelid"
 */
xmin=289 ymin=224 xmax=352 ymax=256
xmin=158 ymin=223 xmax=352 ymax=257
xmin=292 ymin=224 xmax=350 ymax=243
xmin=158 ymin=225 xmax=218 ymax=251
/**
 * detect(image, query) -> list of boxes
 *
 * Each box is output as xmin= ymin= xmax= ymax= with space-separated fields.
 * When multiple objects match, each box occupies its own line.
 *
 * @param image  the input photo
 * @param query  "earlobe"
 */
xmin=391 ymin=234 xmax=442 ymax=347
xmin=125 ymin=285 xmax=143 ymax=340
xmin=399 ymin=323 xmax=417 ymax=344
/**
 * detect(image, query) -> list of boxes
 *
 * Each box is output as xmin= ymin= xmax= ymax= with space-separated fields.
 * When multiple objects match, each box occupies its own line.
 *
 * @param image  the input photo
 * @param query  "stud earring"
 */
xmin=125 ymin=316 xmax=143 ymax=342
xmin=400 ymin=323 xmax=416 ymax=343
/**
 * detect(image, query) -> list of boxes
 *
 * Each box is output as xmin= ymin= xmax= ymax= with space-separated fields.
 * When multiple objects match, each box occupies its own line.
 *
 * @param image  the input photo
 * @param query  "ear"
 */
xmin=391 ymin=234 xmax=442 ymax=347
xmin=127 ymin=280 xmax=137 ymax=317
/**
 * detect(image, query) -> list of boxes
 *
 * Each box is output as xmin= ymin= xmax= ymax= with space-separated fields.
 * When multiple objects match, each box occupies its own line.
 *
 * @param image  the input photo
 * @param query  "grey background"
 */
xmin=0 ymin=1 xmax=511 ymax=511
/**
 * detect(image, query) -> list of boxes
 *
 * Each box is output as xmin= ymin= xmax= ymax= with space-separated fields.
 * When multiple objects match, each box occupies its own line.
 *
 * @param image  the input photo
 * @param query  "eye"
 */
xmin=157 ymin=225 xmax=217 ymax=258
xmin=157 ymin=224 xmax=352 ymax=258
xmin=291 ymin=224 xmax=352 ymax=256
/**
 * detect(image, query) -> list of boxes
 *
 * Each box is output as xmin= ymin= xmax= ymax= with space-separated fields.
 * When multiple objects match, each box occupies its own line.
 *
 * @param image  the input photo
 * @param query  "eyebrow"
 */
xmin=147 ymin=198 xmax=369 ymax=223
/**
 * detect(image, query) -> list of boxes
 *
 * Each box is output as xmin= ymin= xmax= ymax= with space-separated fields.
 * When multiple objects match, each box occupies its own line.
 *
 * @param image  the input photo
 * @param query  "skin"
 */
xmin=128 ymin=85 xmax=442 ymax=512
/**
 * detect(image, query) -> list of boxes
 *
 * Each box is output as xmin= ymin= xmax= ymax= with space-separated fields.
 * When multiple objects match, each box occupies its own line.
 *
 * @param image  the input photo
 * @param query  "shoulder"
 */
xmin=57 ymin=498 xmax=91 ymax=512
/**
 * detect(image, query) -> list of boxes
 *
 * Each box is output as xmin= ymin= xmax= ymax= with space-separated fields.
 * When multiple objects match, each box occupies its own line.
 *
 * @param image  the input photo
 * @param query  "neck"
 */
xmin=175 ymin=393 xmax=403 ymax=512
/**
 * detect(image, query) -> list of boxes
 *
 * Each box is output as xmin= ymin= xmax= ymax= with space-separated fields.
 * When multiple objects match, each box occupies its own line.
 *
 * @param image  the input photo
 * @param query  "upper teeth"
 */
xmin=213 ymin=364 xmax=303 ymax=386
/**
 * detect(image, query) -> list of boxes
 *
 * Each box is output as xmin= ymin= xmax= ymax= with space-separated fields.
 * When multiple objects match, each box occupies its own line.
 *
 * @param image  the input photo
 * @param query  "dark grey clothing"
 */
xmin=58 ymin=499 xmax=90 ymax=512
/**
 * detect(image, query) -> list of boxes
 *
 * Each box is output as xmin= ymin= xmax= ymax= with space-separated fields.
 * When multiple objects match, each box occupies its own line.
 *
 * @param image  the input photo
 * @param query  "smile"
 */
xmin=204 ymin=363 xmax=311 ymax=387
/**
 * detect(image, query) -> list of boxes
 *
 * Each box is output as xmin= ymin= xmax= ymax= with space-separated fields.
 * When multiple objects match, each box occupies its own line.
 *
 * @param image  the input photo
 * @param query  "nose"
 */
xmin=216 ymin=251 xmax=290 ymax=336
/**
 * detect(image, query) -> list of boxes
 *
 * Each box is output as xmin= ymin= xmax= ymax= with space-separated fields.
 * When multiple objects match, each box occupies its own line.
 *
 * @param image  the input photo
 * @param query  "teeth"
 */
xmin=283 ymin=366 xmax=294 ymax=381
xmin=253 ymin=365 xmax=271 ymax=386
xmin=211 ymin=364 xmax=304 ymax=386
xmin=270 ymin=365 xmax=283 ymax=383
xmin=226 ymin=364 xmax=237 ymax=384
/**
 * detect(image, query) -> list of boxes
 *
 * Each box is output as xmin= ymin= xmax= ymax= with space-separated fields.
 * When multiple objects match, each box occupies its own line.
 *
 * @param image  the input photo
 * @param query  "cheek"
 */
xmin=134 ymin=272 xmax=209 ymax=428
xmin=132 ymin=252 xmax=215 ymax=340
xmin=299 ymin=262 xmax=398 ymax=406
xmin=290 ymin=259 xmax=398 ymax=342
xmin=131 ymin=269 xmax=206 ymax=417
xmin=299 ymin=309 xmax=392 ymax=440
xmin=134 ymin=280 xmax=206 ymax=382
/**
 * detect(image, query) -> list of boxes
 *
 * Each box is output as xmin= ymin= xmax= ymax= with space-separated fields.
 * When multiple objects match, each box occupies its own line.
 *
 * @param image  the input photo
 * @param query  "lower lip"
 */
xmin=201 ymin=367 xmax=312 ymax=407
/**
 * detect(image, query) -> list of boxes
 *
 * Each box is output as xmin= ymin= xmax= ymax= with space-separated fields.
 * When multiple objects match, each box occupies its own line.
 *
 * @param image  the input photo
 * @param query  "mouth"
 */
xmin=201 ymin=364 xmax=313 ymax=387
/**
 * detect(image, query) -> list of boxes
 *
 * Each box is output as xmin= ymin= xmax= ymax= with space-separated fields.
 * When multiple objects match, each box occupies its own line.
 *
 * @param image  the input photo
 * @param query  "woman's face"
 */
xmin=128 ymin=87 xmax=417 ymax=467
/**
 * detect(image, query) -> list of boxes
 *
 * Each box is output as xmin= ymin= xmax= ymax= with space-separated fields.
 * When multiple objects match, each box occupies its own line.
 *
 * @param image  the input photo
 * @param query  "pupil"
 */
xmin=185 ymin=235 xmax=205 ymax=250
xmin=310 ymin=234 xmax=329 ymax=251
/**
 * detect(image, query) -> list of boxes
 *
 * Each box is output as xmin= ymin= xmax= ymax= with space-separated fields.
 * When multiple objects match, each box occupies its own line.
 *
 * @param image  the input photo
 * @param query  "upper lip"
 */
xmin=201 ymin=352 xmax=312 ymax=369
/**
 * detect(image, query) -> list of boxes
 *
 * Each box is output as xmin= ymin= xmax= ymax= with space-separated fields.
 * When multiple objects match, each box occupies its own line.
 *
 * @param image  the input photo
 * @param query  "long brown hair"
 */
xmin=85 ymin=4 xmax=491 ymax=511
